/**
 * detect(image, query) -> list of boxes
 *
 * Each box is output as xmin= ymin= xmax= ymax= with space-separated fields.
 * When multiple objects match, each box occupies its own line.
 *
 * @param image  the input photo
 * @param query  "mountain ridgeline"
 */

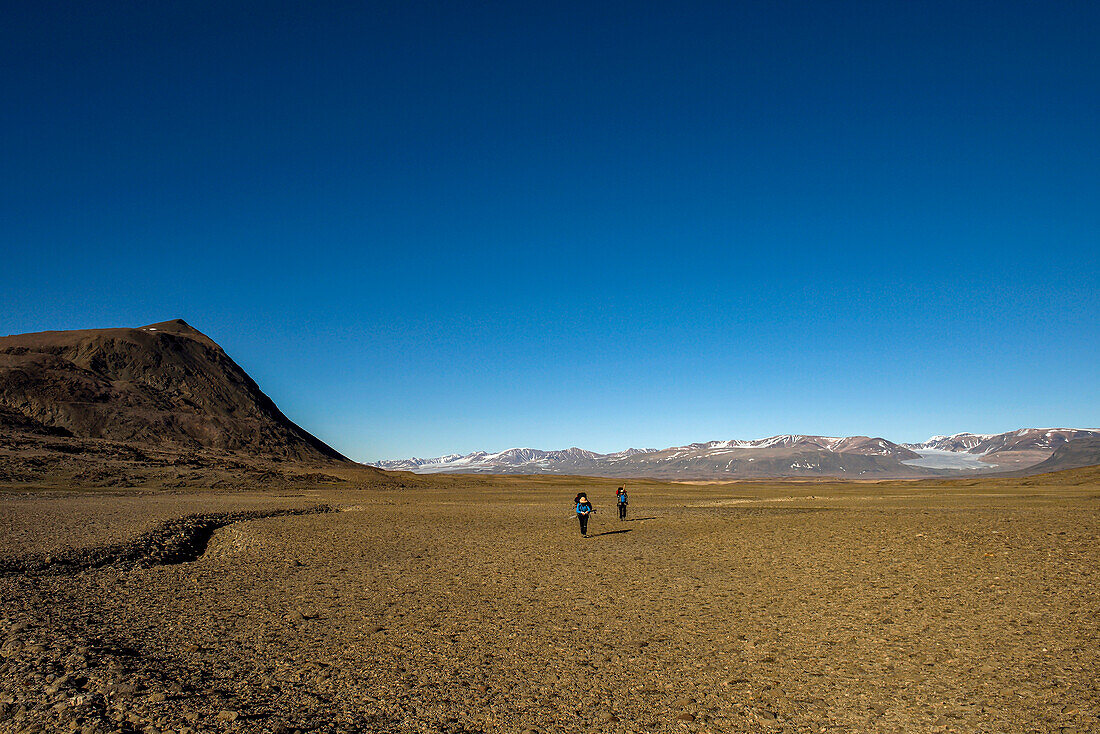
xmin=374 ymin=429 xmax=1100 ymax=479
xmin=0 ymin=320 xmax=346 ymax=462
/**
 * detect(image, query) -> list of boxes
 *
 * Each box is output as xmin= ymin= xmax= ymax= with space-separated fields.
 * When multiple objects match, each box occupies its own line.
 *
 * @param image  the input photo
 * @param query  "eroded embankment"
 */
xmin=0 ymin=505 xmax=333 ymax=576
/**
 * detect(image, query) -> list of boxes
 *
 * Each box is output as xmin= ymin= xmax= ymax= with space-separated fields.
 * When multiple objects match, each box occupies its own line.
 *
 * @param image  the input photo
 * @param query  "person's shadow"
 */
xmin=624 ymin=516 xmax=656 ymax=521
xmin=589 ymin=529 xmax=633 ymax=537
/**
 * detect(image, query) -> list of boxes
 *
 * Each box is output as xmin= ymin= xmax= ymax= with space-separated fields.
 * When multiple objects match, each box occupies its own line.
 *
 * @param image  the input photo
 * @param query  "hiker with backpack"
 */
xmin=616 ymin=486 xmax=628 ymax=520
xmin=574 ymin=493 xmax=594 ymax=537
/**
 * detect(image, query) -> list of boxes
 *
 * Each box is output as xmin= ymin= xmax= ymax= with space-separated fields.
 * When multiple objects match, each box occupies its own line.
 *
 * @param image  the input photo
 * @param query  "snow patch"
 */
xmin=902 ymin=449 xmax=996 ymax=470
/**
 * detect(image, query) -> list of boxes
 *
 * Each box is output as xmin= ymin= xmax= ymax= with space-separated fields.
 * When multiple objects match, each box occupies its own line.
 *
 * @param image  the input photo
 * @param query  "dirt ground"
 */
xmin=1 ymin=474 xmax=1098 ymax=734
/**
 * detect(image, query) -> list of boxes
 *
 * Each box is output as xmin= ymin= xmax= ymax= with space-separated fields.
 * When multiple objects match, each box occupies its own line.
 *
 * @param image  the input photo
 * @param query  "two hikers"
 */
xmin=574 ymin=487 xmax=630 ymax=536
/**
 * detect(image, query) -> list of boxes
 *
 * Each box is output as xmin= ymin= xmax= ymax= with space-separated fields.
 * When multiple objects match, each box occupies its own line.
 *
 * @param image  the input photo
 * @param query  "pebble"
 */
xmin=216 ymin=709 xmax=239 ymax=723
xmin=756 ymin=709 xmax=778 ymax=725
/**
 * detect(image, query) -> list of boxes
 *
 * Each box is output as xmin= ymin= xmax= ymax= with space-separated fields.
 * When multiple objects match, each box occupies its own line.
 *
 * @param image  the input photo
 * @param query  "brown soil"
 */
xmin=2 ymin=471 xmax=1099 ymax=734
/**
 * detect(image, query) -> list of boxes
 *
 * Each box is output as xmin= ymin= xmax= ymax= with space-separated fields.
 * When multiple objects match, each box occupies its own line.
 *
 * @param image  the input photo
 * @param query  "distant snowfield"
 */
xmin=902 ymin=449 xmax=996 ymax=470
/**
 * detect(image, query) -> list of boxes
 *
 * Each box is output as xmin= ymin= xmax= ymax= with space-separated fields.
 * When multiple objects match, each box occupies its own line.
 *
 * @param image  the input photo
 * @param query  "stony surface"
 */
xmin=1 ymin=476 xmax=1099 ymax=733
xmin=0 ymin=493 xmax=337 ymax=562
xmin=0 ymin=505 xmax=333 ymax=576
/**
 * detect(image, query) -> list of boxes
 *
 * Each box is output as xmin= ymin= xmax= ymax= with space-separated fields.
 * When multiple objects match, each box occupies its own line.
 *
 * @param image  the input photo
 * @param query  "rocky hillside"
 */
xmin=0 ymin=319 xmax=346 ymax=462
xmin=997 ymin=436 xmax=1100 ymax=476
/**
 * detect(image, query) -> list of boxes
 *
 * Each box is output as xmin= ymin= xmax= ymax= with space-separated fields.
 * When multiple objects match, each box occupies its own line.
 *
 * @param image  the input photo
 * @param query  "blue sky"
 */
xmin=2 ymin=1 xmax=1098 ymax=461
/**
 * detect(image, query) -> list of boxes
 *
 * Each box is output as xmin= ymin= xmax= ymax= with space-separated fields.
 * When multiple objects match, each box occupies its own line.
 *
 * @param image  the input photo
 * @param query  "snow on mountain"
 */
xmin=906 ymin=428 xmax=1100 ymax=455
xmin=373 ymin=446 xmax=609 ymax=473
xmin=905 ymin=433 xmax=996 ymax=452
xmin=371 ymin=429 xmax=1100 ymax=478
xmin=373 ymin=434 xmax=917 ymax=474
xmin=671 ymin=435 xmax=914 ymax=457
xmin=604 ymin=448 xmax=659 ymax=461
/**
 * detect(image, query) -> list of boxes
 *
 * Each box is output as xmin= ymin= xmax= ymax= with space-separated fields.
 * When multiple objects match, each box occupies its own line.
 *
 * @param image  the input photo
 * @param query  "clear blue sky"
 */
xmin=2 ymin=1 xmax=1098 ymax=461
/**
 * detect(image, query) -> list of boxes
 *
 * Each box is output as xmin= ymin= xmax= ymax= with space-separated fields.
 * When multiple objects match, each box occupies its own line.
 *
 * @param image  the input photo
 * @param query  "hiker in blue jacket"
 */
xmin=575 ymin=492 xmax=594 ymax=537
xmin=616 ymin=486 xmax=628 ymax=520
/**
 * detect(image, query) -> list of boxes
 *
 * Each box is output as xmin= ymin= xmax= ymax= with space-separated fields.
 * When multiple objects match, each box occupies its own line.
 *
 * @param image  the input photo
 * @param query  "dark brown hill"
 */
xmin=0 ymin=319 xmax=346 ymax=461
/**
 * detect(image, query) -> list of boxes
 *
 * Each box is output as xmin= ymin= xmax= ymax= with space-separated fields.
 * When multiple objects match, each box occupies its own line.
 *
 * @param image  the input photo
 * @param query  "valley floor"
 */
xmin=1 ymin=474 xmax=1098 ymax=733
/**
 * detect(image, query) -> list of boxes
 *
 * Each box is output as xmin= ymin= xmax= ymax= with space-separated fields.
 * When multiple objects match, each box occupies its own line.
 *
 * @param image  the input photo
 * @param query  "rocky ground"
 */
xmin=1 ymin=475 xmax=1098 ymax=734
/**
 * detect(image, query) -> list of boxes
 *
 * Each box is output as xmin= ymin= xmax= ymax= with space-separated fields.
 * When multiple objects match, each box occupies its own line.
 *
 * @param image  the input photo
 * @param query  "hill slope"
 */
xmin=996 ymin=437 xmax=1100 ymax=477
xmin=0 ymin=319 xmax=346 ymax=462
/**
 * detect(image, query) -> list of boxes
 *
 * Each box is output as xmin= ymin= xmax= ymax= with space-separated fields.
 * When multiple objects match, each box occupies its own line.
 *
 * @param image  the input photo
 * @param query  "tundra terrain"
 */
xmin=2 ymin=469 xmax=1098 ymax=734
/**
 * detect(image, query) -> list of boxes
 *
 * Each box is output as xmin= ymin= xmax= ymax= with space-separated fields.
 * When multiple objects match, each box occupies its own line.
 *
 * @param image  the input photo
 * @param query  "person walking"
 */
xmin=616 ymin=486 xmax=628 ymax=520
xmin=575 ymin=493 xmax=594 ymax=537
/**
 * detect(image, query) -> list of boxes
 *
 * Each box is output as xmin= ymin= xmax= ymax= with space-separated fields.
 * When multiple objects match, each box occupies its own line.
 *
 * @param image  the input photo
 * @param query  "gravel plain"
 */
xmin=1 ymin=476 xmax=1098 ymax=734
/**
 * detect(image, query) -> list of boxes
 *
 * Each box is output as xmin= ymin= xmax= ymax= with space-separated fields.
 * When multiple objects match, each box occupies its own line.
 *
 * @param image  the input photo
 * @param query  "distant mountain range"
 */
xmin=371 ymin=428 xmax=1100 ymax=479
